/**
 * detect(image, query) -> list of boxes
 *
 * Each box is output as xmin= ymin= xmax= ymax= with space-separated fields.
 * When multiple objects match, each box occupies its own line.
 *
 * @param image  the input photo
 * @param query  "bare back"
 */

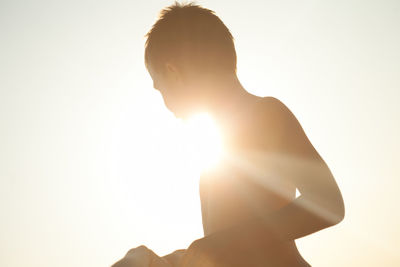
xmin=199 ymin=96 xmax=312 ymax=266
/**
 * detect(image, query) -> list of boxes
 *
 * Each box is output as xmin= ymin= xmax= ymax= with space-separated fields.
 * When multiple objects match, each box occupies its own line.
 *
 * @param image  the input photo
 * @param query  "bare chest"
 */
xmin=200 ymin=160 xmax=296 ymax=235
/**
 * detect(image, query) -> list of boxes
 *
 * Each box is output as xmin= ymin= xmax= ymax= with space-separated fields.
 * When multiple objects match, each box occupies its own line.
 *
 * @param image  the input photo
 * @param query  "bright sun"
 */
xmin=181 ymin=113 xmax=223 ymax=172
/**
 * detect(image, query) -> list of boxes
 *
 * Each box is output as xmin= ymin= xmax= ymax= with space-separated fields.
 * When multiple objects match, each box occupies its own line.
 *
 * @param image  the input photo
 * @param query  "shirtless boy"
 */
xmin=112 ymin=3 xmax=345 ymax=267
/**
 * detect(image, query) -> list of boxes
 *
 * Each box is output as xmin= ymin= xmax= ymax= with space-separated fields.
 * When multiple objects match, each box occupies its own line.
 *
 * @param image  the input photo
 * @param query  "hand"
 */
xmin=179 ymin=235 xmax=228 ymax=267
xmin=111 ymin=245 xmax=171 ymax=267
xmin=162 ymin=249 xmax=186 ymax=266
xmin=179 ymin=223 xmax=281 ymax=267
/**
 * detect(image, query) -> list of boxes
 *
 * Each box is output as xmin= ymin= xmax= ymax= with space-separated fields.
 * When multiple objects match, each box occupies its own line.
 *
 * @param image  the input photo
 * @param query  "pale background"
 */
xmin=1 ymin=0 xmax=399 ymax=266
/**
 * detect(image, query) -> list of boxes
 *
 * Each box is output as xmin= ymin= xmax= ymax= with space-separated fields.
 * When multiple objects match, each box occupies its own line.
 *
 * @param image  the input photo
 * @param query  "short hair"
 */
xmin=145 ymin=2 xmax=237 ymax=75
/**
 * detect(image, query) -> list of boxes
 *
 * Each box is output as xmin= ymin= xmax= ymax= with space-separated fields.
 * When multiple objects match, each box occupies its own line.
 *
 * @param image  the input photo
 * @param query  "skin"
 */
xmin=112 ymin=61 xmax=345 ymax=267
xmin=111 ymin=245 xmax=172 ymax=267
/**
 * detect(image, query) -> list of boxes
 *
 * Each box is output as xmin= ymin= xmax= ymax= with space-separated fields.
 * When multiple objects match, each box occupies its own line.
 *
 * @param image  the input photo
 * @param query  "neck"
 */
xmin=191 ymin=73 xmax=255 ymax=126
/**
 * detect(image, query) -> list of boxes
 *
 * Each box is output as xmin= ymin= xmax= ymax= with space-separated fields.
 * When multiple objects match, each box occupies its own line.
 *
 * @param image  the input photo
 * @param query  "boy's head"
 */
xmin=145 ymin=2 xmax=237 ymax=118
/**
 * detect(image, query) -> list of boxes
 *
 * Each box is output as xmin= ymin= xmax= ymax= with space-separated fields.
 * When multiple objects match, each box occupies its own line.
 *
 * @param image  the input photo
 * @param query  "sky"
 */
xmin=0 ymin=0 xmax=399 ymax=266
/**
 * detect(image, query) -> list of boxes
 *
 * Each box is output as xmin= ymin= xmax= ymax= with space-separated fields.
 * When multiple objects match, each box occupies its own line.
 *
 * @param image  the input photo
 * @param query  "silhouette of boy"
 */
xmin=112 ymin=2 xmax=345 ymax=267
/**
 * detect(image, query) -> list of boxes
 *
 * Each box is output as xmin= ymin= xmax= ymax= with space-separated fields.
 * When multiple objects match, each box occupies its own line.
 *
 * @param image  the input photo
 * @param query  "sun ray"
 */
xmin=181 ymin=113 xmax=223 ymax=173
xmin=223 ymin=150 xmax=343 ymax=225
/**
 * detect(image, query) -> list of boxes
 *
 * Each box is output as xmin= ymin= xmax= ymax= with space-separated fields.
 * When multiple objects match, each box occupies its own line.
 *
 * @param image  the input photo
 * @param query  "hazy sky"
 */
xmin=1 ymin=1 xmax=399 ymax=267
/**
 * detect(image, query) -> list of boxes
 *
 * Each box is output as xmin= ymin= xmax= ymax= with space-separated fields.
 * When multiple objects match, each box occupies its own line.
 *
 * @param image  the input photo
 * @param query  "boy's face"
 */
xmin=147 ymin=62 xmax=196 ymax=119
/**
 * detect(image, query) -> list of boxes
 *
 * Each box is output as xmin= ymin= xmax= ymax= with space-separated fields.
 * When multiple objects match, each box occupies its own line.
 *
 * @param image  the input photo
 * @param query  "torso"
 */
xmin=199 ymin=96 xmax=311 ymax=266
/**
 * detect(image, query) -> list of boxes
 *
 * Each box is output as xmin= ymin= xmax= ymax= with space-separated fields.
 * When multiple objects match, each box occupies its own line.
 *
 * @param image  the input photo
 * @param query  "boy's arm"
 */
xmin=180 ymin=98 xmax=345 ymax=265
xmin=260 ymin=98 xmax=346 ymax=240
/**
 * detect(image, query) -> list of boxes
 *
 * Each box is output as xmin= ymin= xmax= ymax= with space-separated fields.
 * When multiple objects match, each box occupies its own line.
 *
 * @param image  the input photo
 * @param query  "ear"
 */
xmin=164 ymin=62 xmax=182 ymax=83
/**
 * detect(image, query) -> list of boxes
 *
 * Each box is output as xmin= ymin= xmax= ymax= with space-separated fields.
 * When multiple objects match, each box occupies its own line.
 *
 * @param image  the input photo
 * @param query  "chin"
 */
xmin=167 ymin=107 xmax=184 ymax=119
xmin=168 ymin=106 xmax=191 ymax=120
xmin=172 ymin=111 xmax=190 ymax=120
xmin=172 ymin=112 xmax=183 ymax=119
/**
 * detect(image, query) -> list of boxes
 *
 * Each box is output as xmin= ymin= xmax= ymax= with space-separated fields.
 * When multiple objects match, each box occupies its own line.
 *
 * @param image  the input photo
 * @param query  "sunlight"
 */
xmin=182 ymin=113 xmax=223 ymax=172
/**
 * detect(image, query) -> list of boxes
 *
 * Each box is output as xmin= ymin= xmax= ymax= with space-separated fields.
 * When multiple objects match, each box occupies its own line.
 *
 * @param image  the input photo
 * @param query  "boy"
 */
xmin=112 ymin=2 xmax=345 ymax=267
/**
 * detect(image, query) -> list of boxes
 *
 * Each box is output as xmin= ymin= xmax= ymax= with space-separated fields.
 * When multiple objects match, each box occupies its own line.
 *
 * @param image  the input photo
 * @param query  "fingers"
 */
xmin=162 ymin=250 xmax=185 ymax=267
xmin=111 ymin=257 xmax=134 ymax=267
xmin=111 ymin=245 xmax=153 ymax=267
xmin=125 ymin=245 xmax=150 ymax=258
xmin=179 ymin=242 xmax=217 ymax=267
xmin=150 ymin=254 xmax=172 ymax=267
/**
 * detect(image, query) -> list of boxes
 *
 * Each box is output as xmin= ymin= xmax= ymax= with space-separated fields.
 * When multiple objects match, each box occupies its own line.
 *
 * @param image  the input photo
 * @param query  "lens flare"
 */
xmin=182 ymin=113 xmax=223 ymax=172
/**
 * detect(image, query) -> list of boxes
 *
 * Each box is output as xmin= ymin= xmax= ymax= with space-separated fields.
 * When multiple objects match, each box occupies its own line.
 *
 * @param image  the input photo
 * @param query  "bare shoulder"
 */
xmin=255 ymin=96 xmax=319 ymax=158
xmin=253 ymin=96 xmax=292 ymax=127
xmin=257 ymin=96 xmax=295 ymax=123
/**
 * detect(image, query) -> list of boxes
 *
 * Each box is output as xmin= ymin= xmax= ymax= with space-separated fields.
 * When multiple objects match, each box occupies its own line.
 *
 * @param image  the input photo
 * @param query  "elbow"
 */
xmin=328 ymin=194 xmax=345 ymax=226
xmin=301 ymin=190 xmax=345 ymax=228
xmin=337 ymin=197 xmax=345 ymax=224
xmin=309 ymin=192 xmax=345 ymax=227
xmin=330 ymin=209 xmax=344 ymax=227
